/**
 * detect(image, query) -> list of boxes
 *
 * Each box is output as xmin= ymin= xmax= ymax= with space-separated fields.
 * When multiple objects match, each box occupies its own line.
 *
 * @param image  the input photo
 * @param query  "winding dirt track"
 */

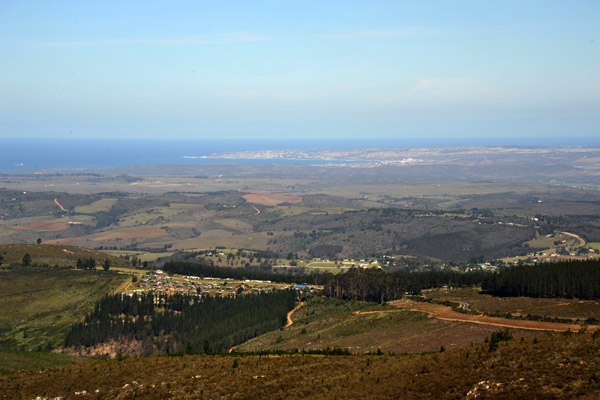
xmin=389 ymin=299 xmax=598 ymax=333
xmin=285 ymin=302 xmax=305 ymax=328
xmin=54 ymin=198 xmax=68 ymax=212
xmin=562 ymin=231 xmax=586 ymax=247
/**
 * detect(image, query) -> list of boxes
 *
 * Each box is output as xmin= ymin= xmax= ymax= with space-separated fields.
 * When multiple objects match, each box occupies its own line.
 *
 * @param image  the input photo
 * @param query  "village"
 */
xmin=124 ymin=269 xmax=316 ymax=298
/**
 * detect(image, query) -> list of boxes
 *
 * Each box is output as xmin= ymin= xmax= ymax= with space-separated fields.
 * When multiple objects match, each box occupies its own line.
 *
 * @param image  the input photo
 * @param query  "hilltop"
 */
xmin=0 ymin=243 xmax=130 ymax=268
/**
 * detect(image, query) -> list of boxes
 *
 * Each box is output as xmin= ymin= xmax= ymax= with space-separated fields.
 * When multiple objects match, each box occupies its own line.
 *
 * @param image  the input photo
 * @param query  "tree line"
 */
xmin=64 ymin=290 xmax=297 ymax=355
xmin=482 ymin=260 xmax=600 ymax=299
xmin=323 ymin=268 xmax=487 ymax=303
xmin=161 ymin=259 xmax=600 ymax=304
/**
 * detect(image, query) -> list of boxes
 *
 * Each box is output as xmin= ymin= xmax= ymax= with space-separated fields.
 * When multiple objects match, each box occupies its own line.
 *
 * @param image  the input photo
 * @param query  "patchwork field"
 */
xmin=242 ymin=192 xmax=303 ymax=207
xmin=7 ymin=220 xmax=69 ymax=232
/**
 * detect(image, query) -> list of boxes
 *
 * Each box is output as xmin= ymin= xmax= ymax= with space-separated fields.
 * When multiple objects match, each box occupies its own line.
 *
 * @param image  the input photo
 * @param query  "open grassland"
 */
xmin=74 ymin=198 xmax=118 ymax=214
xmin=0 ymin=351 xmax=80 ymax=374
xmin=525 ymin=233 xmax=579 ymax=249
xmin=236 ymin=298 xmax=539 ymax=354
xmin=589 ymin=242 xmax=600 ymax=251
xmin=424 ymin=288 xmax=600 ymax=320
xmin=3 ymin=333 xmax=600 ymax=399
xmin=100 ymin=250 xmax=173 ymax=262
xmin=0 ymin=268 xmax=129 ymax=351
xmin=0 ymin=243 xmax=129 ymax=268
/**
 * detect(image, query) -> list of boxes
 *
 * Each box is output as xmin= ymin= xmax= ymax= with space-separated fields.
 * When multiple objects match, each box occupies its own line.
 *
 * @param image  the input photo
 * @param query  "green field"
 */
xmin=74 ymin=198 xmax=118 ymax=214
xmin=588 ymin=242 xmax=600 ymax=251
xmin=0 ymin=268 xmax=128 ymax=351
xmin=0 ymin=351 xmax=80 ymax=374
xmin=0 ymin=243 xmax=131 ymax=268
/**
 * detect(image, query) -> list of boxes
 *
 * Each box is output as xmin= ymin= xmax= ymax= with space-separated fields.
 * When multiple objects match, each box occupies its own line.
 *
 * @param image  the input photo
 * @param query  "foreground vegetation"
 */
xmin=0 ymin=351 xmax=78 ymax=374
xmin=2 ymin=332 xmax=600 ymax=399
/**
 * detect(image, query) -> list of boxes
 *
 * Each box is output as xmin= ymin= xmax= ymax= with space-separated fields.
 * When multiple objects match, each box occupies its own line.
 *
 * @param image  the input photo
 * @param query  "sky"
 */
xmin=1 ymin=1 xmax=599 ymax=141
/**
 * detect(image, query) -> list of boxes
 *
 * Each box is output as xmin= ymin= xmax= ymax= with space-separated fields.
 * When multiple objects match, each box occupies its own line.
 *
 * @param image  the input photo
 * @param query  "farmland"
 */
xmin=2 ymin=164 xmax=600 ymax=265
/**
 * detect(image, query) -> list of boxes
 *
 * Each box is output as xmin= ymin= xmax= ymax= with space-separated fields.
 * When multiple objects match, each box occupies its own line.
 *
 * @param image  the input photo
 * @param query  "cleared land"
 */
xmin=390 ymin=299 xmax=591 ymax=332
xmin=236 ymin=298 xmax=541 ymax=354
xmin=7 ymin=220 xmax=68 ymax=232
xmin=242 ymin=192 xmax=303 ymax=207
xmin=424 ymin=288 xmax=600 ymax=320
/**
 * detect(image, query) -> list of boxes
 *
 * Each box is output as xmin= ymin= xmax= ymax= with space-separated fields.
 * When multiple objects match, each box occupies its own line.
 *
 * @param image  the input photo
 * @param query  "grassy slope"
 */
xmin=0 ymin=243 xmax=130 ymax=268
xmin=236 ymin=297 xmax=538 ymax=354
xmin=0 ymin=351 xmax=79 ymax=374
xmin=0 ymin=268 xmax=129 ymax=351
xmin=2 ymin=333 xmax=599 ymax=399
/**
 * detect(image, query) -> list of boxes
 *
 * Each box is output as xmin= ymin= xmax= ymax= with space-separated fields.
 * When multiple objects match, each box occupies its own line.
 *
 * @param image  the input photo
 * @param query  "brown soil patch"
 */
xmin=242 ymin=193 xmax=303 ymax=207
xmin=8 ymin=221 xmax=69 ymax=232
xmin=391 ymin=299 xmax=596 ymax=332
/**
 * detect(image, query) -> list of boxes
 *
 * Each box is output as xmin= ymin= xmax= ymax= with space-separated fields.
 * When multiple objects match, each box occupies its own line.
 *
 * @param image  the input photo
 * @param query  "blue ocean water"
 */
xmin=1 ymin=137 xmax=598 ymax=171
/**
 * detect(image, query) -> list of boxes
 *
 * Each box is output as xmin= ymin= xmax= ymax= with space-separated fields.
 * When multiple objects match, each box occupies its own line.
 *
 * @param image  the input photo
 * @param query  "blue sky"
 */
xmin=1 ymin=1 xmax=598 ymax=141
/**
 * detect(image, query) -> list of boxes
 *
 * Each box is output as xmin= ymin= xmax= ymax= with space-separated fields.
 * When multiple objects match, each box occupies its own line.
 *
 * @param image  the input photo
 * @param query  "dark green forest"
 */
xmin=323 ymin=268 xmax=487 ymax=303
xmin=64 ymin=290 xmax=297 ymax=355
xmin=482 ymin=260 xmax=600 ymax=299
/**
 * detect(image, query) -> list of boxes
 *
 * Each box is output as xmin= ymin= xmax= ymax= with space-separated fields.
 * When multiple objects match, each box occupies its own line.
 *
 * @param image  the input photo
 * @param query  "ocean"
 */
xmin=1 ymin=137 xmax=599 ymax=171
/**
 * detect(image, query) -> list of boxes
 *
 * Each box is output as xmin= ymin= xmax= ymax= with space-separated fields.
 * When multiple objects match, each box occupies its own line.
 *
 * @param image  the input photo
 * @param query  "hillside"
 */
xmin=236 ymin=297 xmax=543 ymax=354
xmin=2 ymin=332 xmax=599 ymax=399
xmin=0 ymin=268 xmax=129 ymax=351
xmin=0 ymin=243 xmax=130 ymax=268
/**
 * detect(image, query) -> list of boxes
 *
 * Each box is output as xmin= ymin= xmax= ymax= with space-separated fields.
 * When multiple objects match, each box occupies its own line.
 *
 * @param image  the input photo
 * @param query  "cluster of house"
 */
xmin=127 ymin=271 xmax=313 ymax=297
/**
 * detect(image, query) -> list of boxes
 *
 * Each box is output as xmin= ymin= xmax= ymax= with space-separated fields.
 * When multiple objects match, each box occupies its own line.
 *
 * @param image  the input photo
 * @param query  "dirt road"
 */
xmin=54 ymin=198 xmax=68 ymax=212
xmin=390 ymin=299 xmax=597 ymax=333
xmin=562 ymin=231 xmax=586 ymax=247
xmin=285 ymin=302 xmax=305 ymax=328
